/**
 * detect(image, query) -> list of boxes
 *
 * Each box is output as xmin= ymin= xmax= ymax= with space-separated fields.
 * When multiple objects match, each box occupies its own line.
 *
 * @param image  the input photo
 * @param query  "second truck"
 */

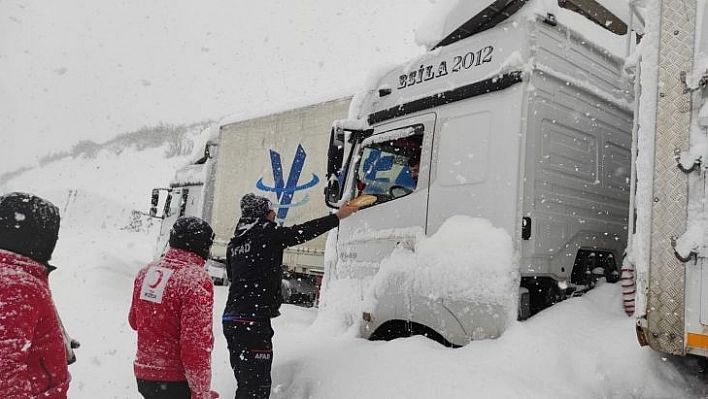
xmin=150 ymin=97 xmax=351 ymax=304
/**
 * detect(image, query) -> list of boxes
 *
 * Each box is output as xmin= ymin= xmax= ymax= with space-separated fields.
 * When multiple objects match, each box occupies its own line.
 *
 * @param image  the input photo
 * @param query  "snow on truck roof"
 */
xmin=218 ymin=94 xmax=353 ymax=128
xmin=417 ymin=0 xmax=630 ymax=51
xmin=342 ymin=0 xmax=632 ymax=123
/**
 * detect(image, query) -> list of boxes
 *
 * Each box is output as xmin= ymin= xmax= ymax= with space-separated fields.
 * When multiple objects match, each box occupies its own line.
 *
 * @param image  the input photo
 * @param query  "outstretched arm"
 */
xmin=275 ymin=205 xmax=358 ymax=247
xmin=275 ymin=214 xmax=339 ymax=248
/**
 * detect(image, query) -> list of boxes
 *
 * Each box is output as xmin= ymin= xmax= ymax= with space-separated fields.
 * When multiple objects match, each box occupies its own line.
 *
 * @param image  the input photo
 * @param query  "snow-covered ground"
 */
xmin=3 ymin=2 xmax=708 ymax=395
xmin=3 ymin=135 xmax=708 ymax=399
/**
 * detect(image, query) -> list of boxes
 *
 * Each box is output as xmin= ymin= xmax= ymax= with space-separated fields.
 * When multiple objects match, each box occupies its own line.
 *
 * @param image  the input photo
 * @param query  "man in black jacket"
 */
xmin=223 ymin=193 xmax=357 ymax=398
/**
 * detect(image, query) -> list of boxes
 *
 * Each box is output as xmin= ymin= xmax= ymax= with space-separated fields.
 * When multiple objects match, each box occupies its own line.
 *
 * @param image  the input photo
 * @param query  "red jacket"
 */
xmin=129 ymin=247 xmax=214 ymax=398
xmin=0 ymin=249 xmax=70 ymax=398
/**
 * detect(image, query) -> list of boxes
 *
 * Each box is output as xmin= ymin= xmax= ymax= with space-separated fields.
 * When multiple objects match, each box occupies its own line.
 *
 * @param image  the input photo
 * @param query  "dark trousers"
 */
xmin=223 ymin=319 xmax=274 ymax=399
xmin=136 ymin=378 xmax=191 ymax=399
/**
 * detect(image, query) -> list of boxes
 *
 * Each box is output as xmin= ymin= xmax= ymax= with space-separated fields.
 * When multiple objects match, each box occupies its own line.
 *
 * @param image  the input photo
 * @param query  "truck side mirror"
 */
xmin=324 ymin=124 xmax=372 ymax=208
xmin=325 ymin=127 xmax=346 ymax=208
xmin=325 ymin=178 xmax=341 ymax=208
xmin=327 ymin=127 xmax=345 ymax=176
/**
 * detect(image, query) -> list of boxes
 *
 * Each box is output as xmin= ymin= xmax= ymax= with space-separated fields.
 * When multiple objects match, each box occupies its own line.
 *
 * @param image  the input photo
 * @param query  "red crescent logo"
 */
xmin=147 ymin=269 xmax=164 ymax=289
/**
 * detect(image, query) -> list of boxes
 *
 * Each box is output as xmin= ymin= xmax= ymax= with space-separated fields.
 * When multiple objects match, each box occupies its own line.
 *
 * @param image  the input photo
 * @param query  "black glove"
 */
xmin=67 ymin=339 xmax=80 ymax=365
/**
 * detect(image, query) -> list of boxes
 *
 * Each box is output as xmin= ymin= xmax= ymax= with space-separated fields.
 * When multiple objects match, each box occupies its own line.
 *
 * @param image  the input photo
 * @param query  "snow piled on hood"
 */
xmin=362 ymin=216 xmax=518 ymax=327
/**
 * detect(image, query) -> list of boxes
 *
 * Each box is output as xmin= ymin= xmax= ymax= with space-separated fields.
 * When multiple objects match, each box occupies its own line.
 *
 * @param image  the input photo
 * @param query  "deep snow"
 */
xmin=3 ymin=0 xmax=708 ymax=397
xmin=2 ymin=136 xmax=707 ymax=399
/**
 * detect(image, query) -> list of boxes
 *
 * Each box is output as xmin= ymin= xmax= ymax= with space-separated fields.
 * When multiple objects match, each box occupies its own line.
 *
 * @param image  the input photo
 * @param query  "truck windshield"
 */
xmin=355 ymin=126 xmax=424 ymax=205
xmin=165 ymin=189 xmax=185 ymax=218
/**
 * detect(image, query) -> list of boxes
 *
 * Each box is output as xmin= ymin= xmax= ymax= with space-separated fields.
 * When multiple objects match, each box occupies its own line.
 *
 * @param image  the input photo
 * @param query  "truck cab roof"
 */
xmin=430 ymin=0 xmax=628 ymax=50
xmin=351 ymin=0 xmax=631 ymax=122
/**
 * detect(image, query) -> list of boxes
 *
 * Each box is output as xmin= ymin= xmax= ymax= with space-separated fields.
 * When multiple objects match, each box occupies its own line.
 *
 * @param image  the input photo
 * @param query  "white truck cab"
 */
xmin=323 ymin=0 xmax=634 ymax=346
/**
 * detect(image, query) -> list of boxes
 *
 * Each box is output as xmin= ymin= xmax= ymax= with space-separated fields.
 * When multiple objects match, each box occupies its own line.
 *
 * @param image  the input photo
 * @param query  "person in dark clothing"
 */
xmin=223 ymin=193 xmax=358 ymax=399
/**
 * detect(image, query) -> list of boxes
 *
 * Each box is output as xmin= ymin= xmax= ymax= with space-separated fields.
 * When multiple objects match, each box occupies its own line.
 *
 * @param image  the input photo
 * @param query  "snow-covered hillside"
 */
xmin=3 ymin=125 xmax=708 ymax=398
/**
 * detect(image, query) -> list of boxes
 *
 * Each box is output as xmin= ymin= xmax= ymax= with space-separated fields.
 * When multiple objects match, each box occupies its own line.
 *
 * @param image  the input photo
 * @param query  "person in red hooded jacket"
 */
xmin=0 ymin=192 xmax=71 ymax=398
xmin=129 ymin=216 xmax=219 ymax=399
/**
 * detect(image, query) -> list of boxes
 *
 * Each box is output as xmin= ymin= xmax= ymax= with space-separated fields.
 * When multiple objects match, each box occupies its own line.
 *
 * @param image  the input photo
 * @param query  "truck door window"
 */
xmin=166 ymin=189 xmax=183 ymax=217
xmin=355 ymin=127 xmax=423 ymax=205
xmin=163 ymin=193 xmax=173 ymax=217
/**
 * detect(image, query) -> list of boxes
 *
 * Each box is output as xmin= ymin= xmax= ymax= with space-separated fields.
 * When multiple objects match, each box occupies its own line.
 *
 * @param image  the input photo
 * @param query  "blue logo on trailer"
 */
xmin=256 ymin=144 xmax=319 ymax=221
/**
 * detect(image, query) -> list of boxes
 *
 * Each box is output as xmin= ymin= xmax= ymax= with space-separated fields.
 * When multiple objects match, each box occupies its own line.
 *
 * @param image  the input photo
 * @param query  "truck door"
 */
xmin=697 ymin=2 xmax=708 ymax=332
xmin=337 ymin=112 xmax=435 ymax=264
xmin=639 ymin=0 xmax=699 ymax=356
xmin=700 ymin=88 xmax=708 ymax=327
xmin=702 ymin=248 xmax=708 ymax=326
xmin=425 ymin=93 xmax=523 ymax=239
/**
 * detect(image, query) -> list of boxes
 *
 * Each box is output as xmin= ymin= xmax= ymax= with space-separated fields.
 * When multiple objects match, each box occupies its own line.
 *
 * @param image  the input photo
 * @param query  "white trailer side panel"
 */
xmin=210 ymin=97 xmax=351 ymax=274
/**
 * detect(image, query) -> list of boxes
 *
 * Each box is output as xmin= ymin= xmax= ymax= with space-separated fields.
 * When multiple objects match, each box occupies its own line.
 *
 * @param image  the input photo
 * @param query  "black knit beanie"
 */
xmin=0 ymin=192 xmax=60 ymax=264
xmin=240 ymin=193 xmax=272 ymax=219
xmin=169 ymin=216 xmax=214 ymax=260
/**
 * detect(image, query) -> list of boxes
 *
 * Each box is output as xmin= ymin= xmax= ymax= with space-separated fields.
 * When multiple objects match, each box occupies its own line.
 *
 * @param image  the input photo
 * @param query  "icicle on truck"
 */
xmin=321 ymin=0 xmax=635 ymax=346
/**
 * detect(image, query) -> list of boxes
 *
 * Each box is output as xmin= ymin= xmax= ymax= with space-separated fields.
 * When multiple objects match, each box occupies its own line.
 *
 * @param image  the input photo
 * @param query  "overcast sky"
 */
xmin=0 ymin=0 xmax=440 ymax=173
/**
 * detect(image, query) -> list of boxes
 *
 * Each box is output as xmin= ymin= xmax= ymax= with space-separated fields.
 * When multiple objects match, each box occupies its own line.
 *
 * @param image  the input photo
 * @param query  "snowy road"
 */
xmin=6 ymin=150 xmax=707 ymax=398
xmin=47 ymin=224 xmax=708 ymax=399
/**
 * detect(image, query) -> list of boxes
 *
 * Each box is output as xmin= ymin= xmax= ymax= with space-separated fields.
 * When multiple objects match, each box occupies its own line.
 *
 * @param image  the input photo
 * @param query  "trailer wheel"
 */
xmin=571 ymin=250 xmax=620 ymax=286
xmin=605 ymin=263 xmax=620 ymax=283
xmin=520 ymin=277 xmax=563 ymax=316
xmin=604 ymin=254 xmax=620 ymax=283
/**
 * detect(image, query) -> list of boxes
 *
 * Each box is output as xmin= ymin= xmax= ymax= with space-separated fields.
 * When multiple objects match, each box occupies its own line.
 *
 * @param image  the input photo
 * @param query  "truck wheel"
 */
xmin=602 ymin=252 xmax=620 ymax=283
xmin=605 ymin=263 xmax=620 ymax=283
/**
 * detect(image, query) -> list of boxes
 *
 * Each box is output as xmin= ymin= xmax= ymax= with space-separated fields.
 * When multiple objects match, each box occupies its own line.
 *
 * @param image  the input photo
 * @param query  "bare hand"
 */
xmin=336 ymin=203 xmax=359 ymax=219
